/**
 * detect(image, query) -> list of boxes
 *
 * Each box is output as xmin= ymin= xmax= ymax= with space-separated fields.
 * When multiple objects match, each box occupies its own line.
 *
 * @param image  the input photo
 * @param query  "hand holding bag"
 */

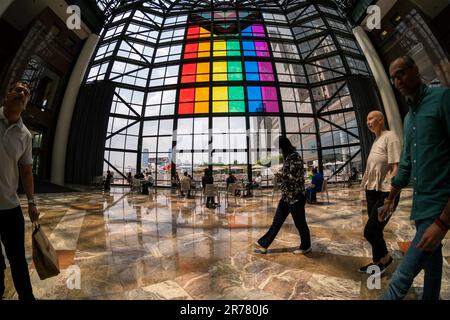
xmin=32 ymin=222 xmax=60 ymax=280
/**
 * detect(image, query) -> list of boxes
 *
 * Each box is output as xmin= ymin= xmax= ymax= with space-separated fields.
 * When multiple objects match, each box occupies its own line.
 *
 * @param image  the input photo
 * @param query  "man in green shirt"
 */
xmin=379 ymin=56 xmax=450 ymax=300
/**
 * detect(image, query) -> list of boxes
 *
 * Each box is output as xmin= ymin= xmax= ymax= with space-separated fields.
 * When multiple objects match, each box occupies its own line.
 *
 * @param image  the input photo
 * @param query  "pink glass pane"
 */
xmin=265 ymin=101 xmax=279 ymax=112
xmin=260 ymin=74 xmax=275 ymax=81
xmin=256 ymin=51 xmax=270 ymax=57
xmin=252 ymin=25 xmax=265 ymax=35
xmin=254 ymin=41 xmax=268 ymax=51
xmin=258 ymin=62 xmax=273 ymax=73
xmin=261 ymin=87 xmax=277 ymax=101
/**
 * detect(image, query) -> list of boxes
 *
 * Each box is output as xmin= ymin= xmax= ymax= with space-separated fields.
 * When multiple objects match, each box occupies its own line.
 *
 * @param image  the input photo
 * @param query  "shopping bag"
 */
xmin=32 ymin=223 xmax=60 ymax=280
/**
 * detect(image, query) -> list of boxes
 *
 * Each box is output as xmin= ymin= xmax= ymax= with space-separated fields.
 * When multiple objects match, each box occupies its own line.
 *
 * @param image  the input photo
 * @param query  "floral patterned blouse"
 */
xmin=277 ymin=151 xmax=305 ymax=204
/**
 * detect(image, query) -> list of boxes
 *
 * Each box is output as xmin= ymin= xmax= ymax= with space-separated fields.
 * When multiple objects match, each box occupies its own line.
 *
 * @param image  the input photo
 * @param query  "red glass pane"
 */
xmin=179 ymin=88 xmax=195 ymax=102
xmin=182 ymin=63 xmax=197 ymax=75
xmin=187 ymin=26 xmax=199 ymax=39
xmin=178 ymin=103 xmax=194 ymax=114
xmin=181 ymin=75 xmax=196 ymax=83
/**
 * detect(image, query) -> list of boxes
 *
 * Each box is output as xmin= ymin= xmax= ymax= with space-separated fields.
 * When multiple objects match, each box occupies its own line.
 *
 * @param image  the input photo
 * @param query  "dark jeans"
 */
xmin=383 ymin=217 xmax=443 ymax=300
xmin=258 ymin=196 xmax=310 ymax=250
xmin=364 ymin=190 xmax=391 ymax=262
xmin=306 ymin=187 xmax=320 ymax=202
xmin=0 ymin=206 xmax=34 ymax=300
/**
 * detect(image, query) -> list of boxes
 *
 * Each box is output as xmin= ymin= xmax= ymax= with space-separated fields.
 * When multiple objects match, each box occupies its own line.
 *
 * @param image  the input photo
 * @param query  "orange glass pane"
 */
xmin=196 ymin=74 xmax=209 ymax=82
xmin=179 ymin=103 xmax=194 ymax=114
xmin=196 ymin=62 xmax=210 ymax=82
xmin=179 ymin=88 xmax=195 ymax=102
xmin=195 ymin=87 xmax=209 ymax=101
xmin=199 ymin=27 xmax=210 ymax=37
xmin=197 ymin=62 xmax=210 ymax=74
xmin=198 ymin=42 xmax=210 ymax=57
xmin=195 ymin=102 xmax=209 ymax=113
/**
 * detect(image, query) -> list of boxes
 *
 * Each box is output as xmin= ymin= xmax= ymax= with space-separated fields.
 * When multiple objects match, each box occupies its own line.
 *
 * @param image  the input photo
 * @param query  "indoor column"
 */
xmin=352 ymin=26 xmax=403 ymax=143
xmin=51 ymin=33 xmax=99 ymax=185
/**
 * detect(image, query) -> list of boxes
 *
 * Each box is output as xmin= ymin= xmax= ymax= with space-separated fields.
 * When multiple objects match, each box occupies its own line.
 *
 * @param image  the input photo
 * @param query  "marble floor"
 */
xmin=3 ymin=186 xmax=450 ymax=300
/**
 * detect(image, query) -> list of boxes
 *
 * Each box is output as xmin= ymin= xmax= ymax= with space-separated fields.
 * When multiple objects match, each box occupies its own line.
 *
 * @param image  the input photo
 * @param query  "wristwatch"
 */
xmin=28 ymin=199 xmax=36 ymax=206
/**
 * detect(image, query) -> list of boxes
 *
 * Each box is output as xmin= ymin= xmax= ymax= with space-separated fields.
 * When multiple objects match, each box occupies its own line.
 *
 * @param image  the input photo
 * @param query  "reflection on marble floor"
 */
xmin=3 ymin=186 xmax=450 ymax=300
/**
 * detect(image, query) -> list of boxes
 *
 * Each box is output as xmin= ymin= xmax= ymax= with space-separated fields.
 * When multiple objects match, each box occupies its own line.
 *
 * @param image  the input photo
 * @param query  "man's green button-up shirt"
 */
xmin=391 ymin=84 xmax=450 ymax=220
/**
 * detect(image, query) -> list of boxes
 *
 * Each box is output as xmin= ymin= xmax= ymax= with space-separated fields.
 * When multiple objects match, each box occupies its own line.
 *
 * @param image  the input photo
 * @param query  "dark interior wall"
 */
xmin=368 ymin=0 xmax=450 ymax=120
xmin=0 ymin=20 xmax=21 ymax=91
xmin=65 ymin=81 xmax=115 ymax=185
xmin=432 ymin=5 xmax=450 ymax=56
xmin=0 ymin=7 xmax=84 ymax=180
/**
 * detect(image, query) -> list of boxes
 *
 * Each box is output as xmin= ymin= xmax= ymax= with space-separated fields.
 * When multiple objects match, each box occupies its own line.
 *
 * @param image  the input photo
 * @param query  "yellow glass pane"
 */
xmin=213 ymin=73 xmax=227 ymax=81
xmin=213 ymin=61 xmax=227 ymax=73
xmin=197 ymin=62 xmax=210 ymax=74
xmin=195 ymin=87 xmax=209 ymax=101
xmin=212 ymin=101 xmax=228 ymax=113
xmin=214 ymin=41 xmax=226 ymax=51
xmin=195 ymin=102 xmax=209 ymax=113
xmin=196 ymin=74 xmax=209 ymax=82
xmin=213 ymin=87 xmax=228 ymax=101
xmin=213 ymin=50 xmax=226 ymax=57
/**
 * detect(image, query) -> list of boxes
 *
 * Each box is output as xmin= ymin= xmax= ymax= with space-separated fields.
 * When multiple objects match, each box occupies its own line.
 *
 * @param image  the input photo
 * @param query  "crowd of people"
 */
xmin=1 ymin=54 xmax=450 ymax=301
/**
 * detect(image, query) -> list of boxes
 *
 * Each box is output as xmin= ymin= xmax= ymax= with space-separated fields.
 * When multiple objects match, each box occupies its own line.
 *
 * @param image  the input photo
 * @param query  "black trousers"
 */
xmin=0 ymin=206 xmax=34 ymax=300
xmin=364 ymin=190 xmax=395 ymax=262
xmin=258 ymin=196 xmax=311 ymax=250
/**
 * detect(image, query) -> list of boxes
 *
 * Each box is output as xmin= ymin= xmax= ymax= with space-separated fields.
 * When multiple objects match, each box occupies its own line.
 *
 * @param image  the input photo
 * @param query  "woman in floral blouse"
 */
xmin=255 ymin=136 xmax=311 ymax=254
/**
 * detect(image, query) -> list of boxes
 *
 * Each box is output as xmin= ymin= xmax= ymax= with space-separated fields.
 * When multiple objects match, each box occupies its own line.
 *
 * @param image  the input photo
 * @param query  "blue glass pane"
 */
xmin=241 ymin=26 xmax=252 ymax=36
xmin=249 ymin=101 xmax=264 ymax=112
xmin=242 ymin=41 xmax=255 ymax=50
xmin=245 ymin=61 xmax=258 ymax=72
xmin=246 ymin=73 xmax=260 ymax=81
xmin=247 ymin=86 xmax=262 ymax=100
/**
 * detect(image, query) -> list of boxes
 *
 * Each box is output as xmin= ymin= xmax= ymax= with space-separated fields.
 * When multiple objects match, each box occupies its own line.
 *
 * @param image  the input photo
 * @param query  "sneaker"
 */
xmin=376 ymin=256 xmax=393 ymax=275
xmin=254 ymin=241 xmax=267 ymax=254
xmin=358 ymin=262 xmax=377 ymax=273
xmin=293 ymin=247 xmax=312 ymax=254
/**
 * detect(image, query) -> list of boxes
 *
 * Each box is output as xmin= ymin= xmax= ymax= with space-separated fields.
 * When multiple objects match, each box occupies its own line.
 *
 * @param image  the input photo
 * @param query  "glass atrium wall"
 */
xmin=86 ymin=0 xmax=371 ymax=186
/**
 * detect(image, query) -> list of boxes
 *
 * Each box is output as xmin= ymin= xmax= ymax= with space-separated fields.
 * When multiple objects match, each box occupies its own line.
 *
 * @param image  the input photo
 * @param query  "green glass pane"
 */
xmin=229 ymin=100 xmax=245 ymax=112
xmin=228 ymin=73 xmax=243 ymax=81
xmin=228 ymin=61 xmax=242 ymax=73
xmin=228 ymin=86 xmax=244 ymax=100
xmin=227 ymin=51 xmax=241 ymax=57
xmin=227 ymin=40 xmax=240 ymax=50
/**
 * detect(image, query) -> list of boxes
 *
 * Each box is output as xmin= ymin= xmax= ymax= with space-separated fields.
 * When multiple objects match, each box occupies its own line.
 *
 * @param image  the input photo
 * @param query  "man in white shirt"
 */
xmin=0 ymin=81 xmax=39 ymax=300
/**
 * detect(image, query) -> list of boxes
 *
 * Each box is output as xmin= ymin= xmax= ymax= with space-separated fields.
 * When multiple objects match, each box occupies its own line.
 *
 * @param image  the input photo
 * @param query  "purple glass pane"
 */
xmin=260 ymin=74 xmax=275 ymax=81
xmin=252 ymin=25 xmax=265 ymax=35
xmin=258 ymin=62 xmax=273 ymax=73
xmin=261 ymin=87 xmax=277 ymax=100
xmin=265 ymin=101 xmax=279 ymax=112
xmin=255 ymin=41 xmax=268 ymax=51
xmin=256 ymin=51 xmax=270 ymax=57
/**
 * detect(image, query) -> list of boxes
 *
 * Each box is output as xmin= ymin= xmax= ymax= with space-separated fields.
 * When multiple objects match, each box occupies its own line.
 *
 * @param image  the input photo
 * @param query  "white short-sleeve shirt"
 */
xmin=0 ymin=107 xmax=33 ymax=210
xmin=361 ymin=130 xmax=401 ymax=192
